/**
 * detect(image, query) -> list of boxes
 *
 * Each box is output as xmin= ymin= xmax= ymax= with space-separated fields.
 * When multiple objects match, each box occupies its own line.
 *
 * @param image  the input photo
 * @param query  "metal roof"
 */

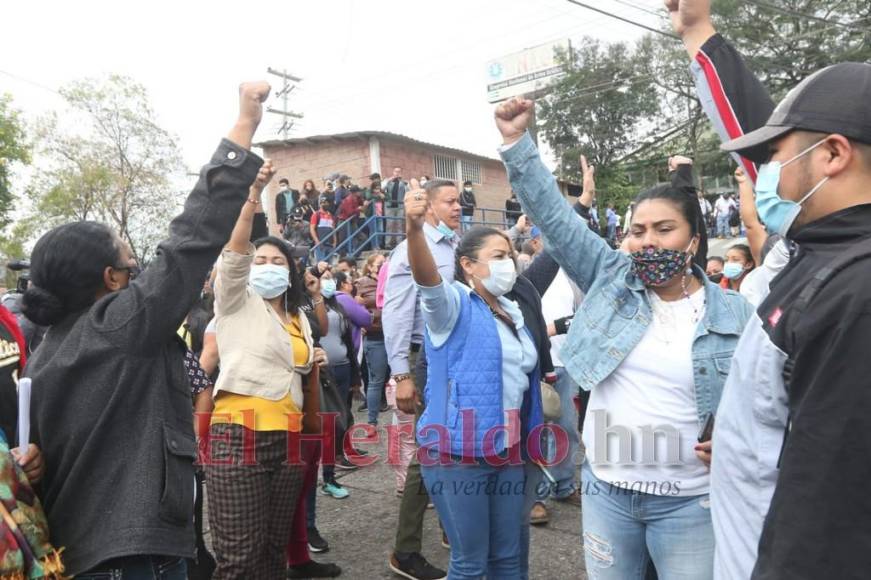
xmin=255 ymin=130 xmax=501 ymax=163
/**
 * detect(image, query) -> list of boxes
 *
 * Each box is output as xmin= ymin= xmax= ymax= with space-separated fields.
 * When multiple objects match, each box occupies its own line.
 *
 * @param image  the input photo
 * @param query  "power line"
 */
xmin=611 ymin=0 xmax=665 ymax=19
xmin=0 ymin=69 xmax=61 ymax=96
xmin=564 ymin=0 xmax=678 ymax=39
xmin=742 ymin=0 xmax=861 ymax=30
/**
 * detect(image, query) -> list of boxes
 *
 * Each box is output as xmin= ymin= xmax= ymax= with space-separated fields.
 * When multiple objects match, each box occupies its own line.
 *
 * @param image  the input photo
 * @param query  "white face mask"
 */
xmin=473 ymin=258 xmax=517 ymax=297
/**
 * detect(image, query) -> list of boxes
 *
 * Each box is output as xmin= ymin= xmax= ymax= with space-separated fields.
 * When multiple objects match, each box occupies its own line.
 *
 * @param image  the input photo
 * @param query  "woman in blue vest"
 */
xmin=494 ymin=99 xmax=754 ymax=580
xmin=403 ymin=183 xmax=543 ymax=580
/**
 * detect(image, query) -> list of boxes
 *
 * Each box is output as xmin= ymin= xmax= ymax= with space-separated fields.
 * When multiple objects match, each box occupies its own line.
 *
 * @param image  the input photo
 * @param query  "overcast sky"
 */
xmin=1 ymin=0 xmax=657 ymax=175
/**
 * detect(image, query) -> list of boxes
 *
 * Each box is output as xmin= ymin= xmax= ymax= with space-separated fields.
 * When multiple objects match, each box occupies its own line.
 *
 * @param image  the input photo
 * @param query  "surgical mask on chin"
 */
xmin=722 ymin=262 xmax=746 ymax=280
xmin=474 ymin=258 xmax=517 ymax=297
xmin=436 ymin=220 xmax=456 ymax=240
xmin=320 ymin=278 xmax=337 ymax=299
xmin=249 ymin=264 xmax=290 ymax=299
xmin=755 ymin=138 xmax=830 ymax=237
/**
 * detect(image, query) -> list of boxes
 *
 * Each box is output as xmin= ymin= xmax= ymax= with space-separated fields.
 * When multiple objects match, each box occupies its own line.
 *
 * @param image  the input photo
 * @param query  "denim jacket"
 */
xmin=501 ymin=133 xmax=753 ymax=425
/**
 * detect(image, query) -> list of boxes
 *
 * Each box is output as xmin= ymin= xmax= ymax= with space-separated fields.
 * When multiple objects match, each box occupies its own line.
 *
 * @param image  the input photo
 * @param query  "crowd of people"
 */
xmin=1 ymin=0 xmax=871 ymax=579
xmin=276 ymin=165 xmax=487 ymax=262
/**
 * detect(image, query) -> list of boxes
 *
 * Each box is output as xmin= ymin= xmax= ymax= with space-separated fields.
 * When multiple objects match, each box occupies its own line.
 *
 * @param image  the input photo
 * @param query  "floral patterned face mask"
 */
xmin=630 ymin=243 xmax=693 ymax=287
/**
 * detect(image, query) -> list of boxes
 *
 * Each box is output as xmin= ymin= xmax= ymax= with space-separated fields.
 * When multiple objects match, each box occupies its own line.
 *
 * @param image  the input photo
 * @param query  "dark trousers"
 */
xmin=286 ymin=440 xmax=322 ymax=566
xmin=394 ymin=346 xmax=432 ymax=554
xmin=77 ymin=556 xmax=186 ymax=579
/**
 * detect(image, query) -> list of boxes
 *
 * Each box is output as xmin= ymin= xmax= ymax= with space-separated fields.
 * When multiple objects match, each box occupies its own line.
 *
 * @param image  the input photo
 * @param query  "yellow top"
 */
xmin=211 ymin=315 xmax=310 ymax=431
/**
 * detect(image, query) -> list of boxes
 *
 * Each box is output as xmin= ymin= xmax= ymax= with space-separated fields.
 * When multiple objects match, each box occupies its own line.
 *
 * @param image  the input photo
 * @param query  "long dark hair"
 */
xmin=253 ymin=236 xmax=305 ymax=312
xmin=23 ymin=221 xmax=122 ymax=326
xmin=633 ymin=184 xmax=708 ymax=270
xmin=453 ymin=226 xmax=512 ymax=286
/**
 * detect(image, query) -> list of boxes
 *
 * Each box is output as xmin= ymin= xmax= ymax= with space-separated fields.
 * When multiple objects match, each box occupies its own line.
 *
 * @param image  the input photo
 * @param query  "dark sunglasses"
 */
xmin=115 ymin=265 xmax=141 ymax=280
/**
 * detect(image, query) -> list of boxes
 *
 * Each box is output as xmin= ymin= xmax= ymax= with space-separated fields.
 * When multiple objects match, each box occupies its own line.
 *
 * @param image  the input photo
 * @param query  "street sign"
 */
xmin=486 ymin=39 xmax=571 ymax=103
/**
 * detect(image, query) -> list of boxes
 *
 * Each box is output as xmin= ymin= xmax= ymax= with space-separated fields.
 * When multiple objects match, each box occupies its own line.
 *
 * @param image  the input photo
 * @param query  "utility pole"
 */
xmin=266 ymin=67 xmax=303 ymax=139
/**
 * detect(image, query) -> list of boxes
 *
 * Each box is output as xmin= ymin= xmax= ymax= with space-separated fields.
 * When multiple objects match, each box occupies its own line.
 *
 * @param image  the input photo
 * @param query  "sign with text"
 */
xmin=486 ymin=39 xmax=571 ymax=103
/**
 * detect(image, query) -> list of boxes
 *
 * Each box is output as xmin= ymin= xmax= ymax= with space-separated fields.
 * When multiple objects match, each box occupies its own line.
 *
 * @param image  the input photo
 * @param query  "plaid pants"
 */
xmin=206 ymin=424 xmax=305 ymax=580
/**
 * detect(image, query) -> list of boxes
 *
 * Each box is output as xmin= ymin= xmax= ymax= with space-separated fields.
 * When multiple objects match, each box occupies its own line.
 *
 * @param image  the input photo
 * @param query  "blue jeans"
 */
xmin=461 ymin=214 xmax=473 ymax=231
xmin=536 ymin=367 xmax=581 ymax=502
xmin=322 ymin=361 xmax=351 ymax=483
xmin=716 ymin=214 xmax=730 ymax=238
xmin=607 ymin=223 xmax=617 ymax=241
xmin=364 ymin=338 xmax=388 ymax=424
xmin=77 ymin=556 xmax=187 ymax=579
xmin=372 ymin=215 xmax=384 ymax=249
xmin=422 ymin=460 xmax=526 ymax=579
xmin=520 ymin=462 xmax=547 ymax=580
xmin=314 ymin=242 xmax=333 ymax=263
xmin=310 ymin=362 xmax=352 ymax=527
xmin=581 ymin=462 xmax=714 ymax=580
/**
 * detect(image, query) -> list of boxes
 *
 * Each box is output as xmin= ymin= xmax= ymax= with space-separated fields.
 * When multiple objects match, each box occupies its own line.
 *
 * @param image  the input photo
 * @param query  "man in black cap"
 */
xmin=667 ymin=0 xmax=871 ymax=578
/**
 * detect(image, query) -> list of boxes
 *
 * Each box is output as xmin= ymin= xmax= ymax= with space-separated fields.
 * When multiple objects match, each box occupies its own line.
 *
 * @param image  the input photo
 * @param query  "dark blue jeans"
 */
xmin=308 ymin=361 xmax=352 ymax=526
xmin=364 ymin=338 xmax=388 ymax=424
xmin=77 ymin=556 xmax=187 ymax=579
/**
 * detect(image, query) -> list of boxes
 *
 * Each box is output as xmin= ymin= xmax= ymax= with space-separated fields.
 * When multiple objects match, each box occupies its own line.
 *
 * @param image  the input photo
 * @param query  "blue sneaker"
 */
xmin=320 ymin=480 xmax=349 ymax=499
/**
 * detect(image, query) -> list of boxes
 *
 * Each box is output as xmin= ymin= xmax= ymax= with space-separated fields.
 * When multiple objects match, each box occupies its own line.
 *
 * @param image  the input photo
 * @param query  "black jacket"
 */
xmin=507 ymin=275 xmax=554 ymax=378
xmin=753 ymin=205 xmax=871 ymax=579
xmin=26 ymin=139 xmax=262 ymax=575
xmin=696 ymin=32 xmax=871 ymax=579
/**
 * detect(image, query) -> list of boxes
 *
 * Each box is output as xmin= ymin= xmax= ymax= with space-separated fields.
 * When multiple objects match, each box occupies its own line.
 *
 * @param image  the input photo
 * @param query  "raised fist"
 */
xmin=238 ymin=81 xmax=271 ymax=128
xmin=668 ymin=155 xmax=693 ymax=171
xmin=494 ymin=97 xmax=535 ymax=144
xmin=404 ymin=178 xmax=428 ymax=231
xmin=581 ymin=154 xmax=596 ymax=197
xmin=253 ymin=159 xmax=276 ymax=190
xmin=664 ymin=0 xmax=711 ymax=37
xmin=734 ymin=166 xmax=748 ymax=184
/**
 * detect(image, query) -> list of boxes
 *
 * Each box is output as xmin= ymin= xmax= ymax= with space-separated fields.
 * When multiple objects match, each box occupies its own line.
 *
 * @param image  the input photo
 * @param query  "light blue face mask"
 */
xmin=755 ymin=138 xmax=830 ymax=237
xmin=437 ymin=221 xmax=456 ymax=240
xmin=320 ymin=278 xmax=337 ymax=299
xmin=722 ymin=262 xmax=746 ymax=280
xmin=249 ymin=264 xmax=290 ymax=299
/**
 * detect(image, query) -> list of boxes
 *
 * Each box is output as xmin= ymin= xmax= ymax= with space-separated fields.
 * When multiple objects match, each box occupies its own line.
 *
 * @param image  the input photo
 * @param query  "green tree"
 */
xmin=27 ymin=75 xmax=184 ymax=264
xmin=537 ymin=37 xmax=660 ymax=214
xmin=0 ymin=95 xmax=30 ymax=228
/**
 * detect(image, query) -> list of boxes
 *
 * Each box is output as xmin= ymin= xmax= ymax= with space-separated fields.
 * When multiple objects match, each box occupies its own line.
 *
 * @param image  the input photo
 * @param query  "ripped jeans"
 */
xmin=580 ymin=462 xmax=714 ymax=580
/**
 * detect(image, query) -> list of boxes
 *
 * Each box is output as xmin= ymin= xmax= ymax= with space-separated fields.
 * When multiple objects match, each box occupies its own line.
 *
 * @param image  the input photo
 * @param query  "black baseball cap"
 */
xmin=722 ymin=62 xmax=871 ymax=163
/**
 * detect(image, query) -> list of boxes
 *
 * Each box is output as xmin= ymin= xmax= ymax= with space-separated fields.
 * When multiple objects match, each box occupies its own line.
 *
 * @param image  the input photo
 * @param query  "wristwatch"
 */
xmin=391 ymin=373 xmax=413 ymax=383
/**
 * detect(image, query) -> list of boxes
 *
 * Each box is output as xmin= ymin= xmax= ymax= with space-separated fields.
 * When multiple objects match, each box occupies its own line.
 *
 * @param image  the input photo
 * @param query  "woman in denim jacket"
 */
xmin=495 ymin=99 xmax=753 ymax=580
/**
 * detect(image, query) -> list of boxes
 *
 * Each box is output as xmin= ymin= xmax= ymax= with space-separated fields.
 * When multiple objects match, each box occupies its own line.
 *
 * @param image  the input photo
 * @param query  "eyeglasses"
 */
xmin=115 ymin=265 xmax=141 ymax=280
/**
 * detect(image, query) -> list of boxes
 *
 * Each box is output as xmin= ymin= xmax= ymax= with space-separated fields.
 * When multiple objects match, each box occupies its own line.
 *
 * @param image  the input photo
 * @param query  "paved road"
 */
xmin=204 ymin=405 xmax=587 ymax=579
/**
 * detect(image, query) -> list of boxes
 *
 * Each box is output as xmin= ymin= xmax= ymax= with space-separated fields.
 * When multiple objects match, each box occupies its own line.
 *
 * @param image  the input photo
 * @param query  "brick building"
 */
xmin=256 ymin=131 xmax=513 ymax=232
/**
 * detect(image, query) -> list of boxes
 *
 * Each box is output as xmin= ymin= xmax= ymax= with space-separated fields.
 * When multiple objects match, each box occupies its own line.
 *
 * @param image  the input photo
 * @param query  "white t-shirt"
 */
xmin=715 ymin=197 xmax=734 ymax=216
xmin=583 ymin=287 xmax=710 ymax=496
xmin=740 ymin=239 xmax=790 ymax=307
xmin=541 ymin=269 xmax=581 ymax=368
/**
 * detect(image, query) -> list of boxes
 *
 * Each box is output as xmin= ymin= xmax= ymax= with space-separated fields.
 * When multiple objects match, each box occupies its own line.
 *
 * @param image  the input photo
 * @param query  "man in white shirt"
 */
xmin=713 ymin=193 xmax=735 ymax=238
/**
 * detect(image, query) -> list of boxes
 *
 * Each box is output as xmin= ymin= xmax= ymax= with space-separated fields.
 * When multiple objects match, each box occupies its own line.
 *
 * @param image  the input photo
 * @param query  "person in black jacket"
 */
xmin=20 ymin=82 xmax=270 ymax=578
xmin=668 ymin=1 xmax=871 ymax=578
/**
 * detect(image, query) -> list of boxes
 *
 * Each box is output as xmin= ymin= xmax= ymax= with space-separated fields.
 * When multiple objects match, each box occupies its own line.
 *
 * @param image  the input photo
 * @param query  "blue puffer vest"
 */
xmin=417 ymin=285 xmax=544 ymax=458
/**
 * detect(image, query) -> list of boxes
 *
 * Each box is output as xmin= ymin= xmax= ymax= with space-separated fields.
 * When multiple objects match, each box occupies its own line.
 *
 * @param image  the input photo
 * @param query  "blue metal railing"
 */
xmin=306 ymin=205 xmax=521 ymax=263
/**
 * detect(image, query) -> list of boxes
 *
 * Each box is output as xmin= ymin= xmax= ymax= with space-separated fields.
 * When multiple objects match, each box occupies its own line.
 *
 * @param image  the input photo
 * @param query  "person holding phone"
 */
xmin=494 ymin=99 xmax=753 ymax=579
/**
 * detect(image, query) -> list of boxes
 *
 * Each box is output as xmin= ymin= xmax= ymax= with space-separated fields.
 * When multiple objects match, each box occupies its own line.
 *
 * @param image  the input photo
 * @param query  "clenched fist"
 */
xmin=253 ymin=159 xmax=276 ymax=191
xmin=238 ymin=81 xmax=271 ymax=128
xmin=494 ymin=97 xmax=535 ymax=145
xmin=404 ymin=178 xmax=428 ymax=232
xmin=664 ymin=0 xmax=715 ymax=58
